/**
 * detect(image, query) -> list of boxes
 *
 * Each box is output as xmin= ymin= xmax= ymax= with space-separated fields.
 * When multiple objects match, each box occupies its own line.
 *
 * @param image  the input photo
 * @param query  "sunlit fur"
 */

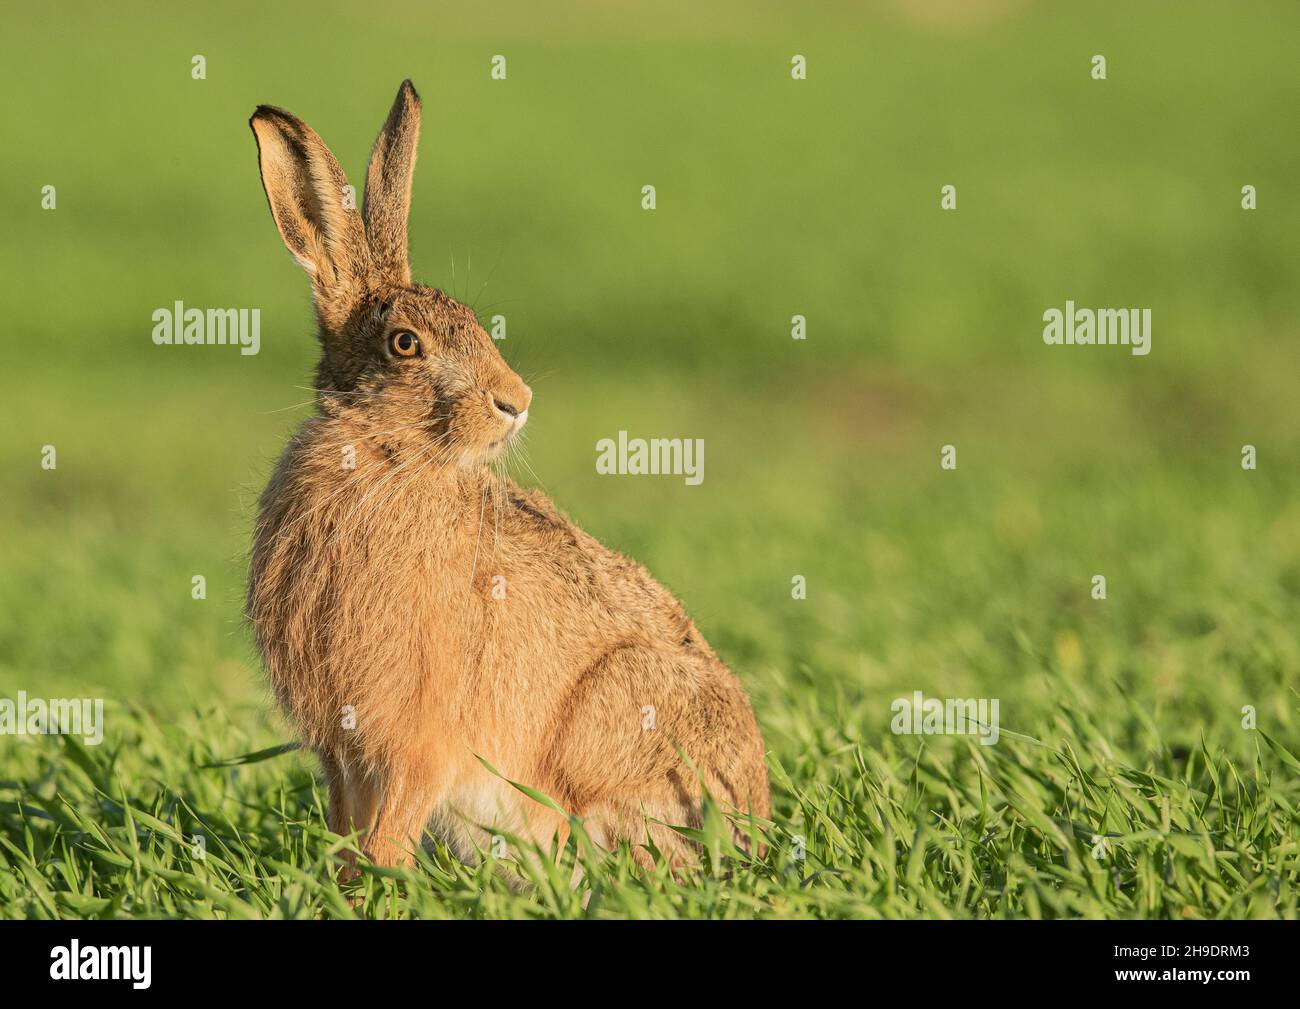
xmin=246 ymin=81 xmax=769 ymax=874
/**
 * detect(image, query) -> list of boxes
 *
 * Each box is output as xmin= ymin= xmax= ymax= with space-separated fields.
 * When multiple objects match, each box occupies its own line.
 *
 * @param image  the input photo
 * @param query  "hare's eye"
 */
xmin=388 ymin=330 xmax=421 ymax=358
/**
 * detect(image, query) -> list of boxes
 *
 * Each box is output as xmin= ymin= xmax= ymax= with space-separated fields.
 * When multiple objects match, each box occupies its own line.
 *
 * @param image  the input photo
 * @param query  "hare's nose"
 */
xmin=492 ymin=382 xmax=532 ymax=419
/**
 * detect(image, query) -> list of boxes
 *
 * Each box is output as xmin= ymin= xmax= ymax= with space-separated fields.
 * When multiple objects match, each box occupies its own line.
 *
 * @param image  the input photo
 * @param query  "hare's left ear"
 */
xmin=364 ymin=79 xmax=421 ymax=284
xmin=250 ymin=104 xmax=371 ymax=333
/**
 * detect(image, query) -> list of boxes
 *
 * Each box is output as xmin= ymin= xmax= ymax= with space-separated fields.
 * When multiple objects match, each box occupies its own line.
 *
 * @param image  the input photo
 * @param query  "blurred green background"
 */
xmin=1 ymin=0 xmax=1298 ymax=867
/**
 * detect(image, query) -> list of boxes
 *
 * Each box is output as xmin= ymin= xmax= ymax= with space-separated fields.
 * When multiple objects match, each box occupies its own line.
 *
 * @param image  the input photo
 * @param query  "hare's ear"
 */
xmin=250 ymin=105 xmax=370 ymax=329
xmin=363 ymin=80 xmax=421 ymax=284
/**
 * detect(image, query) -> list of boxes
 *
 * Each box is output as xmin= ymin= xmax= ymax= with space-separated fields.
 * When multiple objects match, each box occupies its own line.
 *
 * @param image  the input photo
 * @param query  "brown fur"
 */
xmin=246 ymin=81 xmax=769 ymax=873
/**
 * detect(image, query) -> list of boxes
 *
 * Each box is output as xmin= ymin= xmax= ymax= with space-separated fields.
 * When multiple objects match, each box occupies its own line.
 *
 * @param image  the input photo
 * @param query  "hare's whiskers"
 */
xmin=261 ymin=399 xmax=322 ymax=415
xmin=323 ymin=433 xmax=451 ymax=552
xmin=467 ymin=481 xmax=489 ymax=593
xmin=264 ymin=423 xmax=443 ymax=549
xmin=470 ymin=245 xmax=505 ymax=313
xmin=352 ymin=430 xmax=456 ymax=542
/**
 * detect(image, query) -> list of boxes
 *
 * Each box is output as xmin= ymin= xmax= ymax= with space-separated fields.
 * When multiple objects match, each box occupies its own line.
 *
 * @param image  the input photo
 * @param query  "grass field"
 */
xmin=1 ymin=1 xmax=1298 ymax=918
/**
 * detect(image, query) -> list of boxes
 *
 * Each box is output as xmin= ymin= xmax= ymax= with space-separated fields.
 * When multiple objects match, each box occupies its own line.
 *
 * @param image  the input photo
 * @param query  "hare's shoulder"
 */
xmin=501 ymin=480 xmax=702 ymax=647
xmin=501 ymin=481 xmax=623 ymax=563
xmin=502 ymin=482 xmax=568 ymax=529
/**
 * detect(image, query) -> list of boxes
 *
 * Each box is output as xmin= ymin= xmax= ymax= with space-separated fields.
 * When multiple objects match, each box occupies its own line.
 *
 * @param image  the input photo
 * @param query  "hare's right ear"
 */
xmin=250 ymin=105 xmax=370 ymax=330
xmin=363 ymin=80 xmax=421 ymax=284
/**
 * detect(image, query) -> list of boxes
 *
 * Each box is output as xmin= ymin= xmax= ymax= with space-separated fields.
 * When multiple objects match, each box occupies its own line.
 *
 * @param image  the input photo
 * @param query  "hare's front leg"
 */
xmin=321 ymin=753 xmax=379 ymax=882
xmin=362 ymin=762 xmax=449 ymax=868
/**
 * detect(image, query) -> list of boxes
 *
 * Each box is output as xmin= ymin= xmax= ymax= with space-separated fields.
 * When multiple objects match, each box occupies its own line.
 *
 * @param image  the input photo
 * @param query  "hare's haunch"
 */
xmin=246 ymin=80 xmax=769 ymax=871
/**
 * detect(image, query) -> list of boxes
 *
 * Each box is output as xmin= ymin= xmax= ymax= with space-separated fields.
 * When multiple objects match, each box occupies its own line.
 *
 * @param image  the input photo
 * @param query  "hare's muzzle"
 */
xmin=491 ymin=382 xmax=532 ymax=435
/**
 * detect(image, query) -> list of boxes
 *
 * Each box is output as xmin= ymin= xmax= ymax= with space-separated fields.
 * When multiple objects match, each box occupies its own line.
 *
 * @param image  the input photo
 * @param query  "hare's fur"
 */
xmin=246 ymin=81 xmax=768 ymax=871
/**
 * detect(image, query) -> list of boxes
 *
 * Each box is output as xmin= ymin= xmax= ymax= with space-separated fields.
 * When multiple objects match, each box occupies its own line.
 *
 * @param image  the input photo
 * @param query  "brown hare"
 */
xmin=246 ymin=80 xmax=769 ymax=875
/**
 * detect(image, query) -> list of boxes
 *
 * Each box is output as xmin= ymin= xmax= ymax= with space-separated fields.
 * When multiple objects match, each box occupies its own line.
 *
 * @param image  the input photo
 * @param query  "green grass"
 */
xmin=1 ymin=0 xmax=1299 ymax=918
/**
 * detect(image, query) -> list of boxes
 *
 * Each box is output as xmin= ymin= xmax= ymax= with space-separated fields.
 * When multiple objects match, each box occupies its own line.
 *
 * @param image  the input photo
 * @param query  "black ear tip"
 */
xmin=400 ymin=79 xmax=420 ymax=104
xmin=250 ymin=104 xmax=297 ymax=128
